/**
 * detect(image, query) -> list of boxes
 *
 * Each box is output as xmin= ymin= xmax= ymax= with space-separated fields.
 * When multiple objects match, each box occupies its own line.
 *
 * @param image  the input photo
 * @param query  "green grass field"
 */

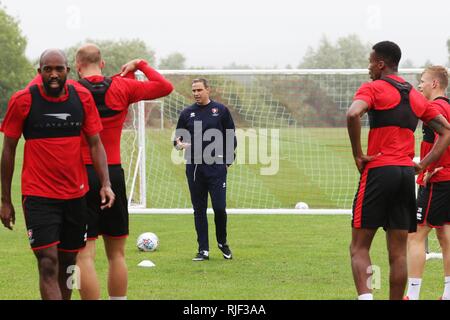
xmin=0 ymin=214 xmax=447 ymax=300
xmin=135 ymin=126 xmax=423 ymax=209
xmin=0 ymin=128 xmax=446 ymax=300
xmin=136 ymin=127 xmax=369 ymax=209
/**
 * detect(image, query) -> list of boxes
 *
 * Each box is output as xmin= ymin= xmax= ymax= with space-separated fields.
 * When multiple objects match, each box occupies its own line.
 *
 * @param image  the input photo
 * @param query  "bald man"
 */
xmin=0 ymin=49 xmax=115 ymax=300
xmin=74 ymin=44 xmax=173 ymax=300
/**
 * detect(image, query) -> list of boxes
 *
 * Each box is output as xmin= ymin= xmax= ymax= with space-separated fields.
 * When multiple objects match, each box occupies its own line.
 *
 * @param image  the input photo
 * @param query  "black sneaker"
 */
xmin=192 ymin=251 xmax=209 ymax=261
xmin=218 ymin=244 xmax=232 ymax=259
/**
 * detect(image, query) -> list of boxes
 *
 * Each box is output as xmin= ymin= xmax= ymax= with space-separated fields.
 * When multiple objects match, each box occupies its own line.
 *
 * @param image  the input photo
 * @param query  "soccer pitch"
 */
xmin=134 ymin=126 xmax=425 ymax=210
xmin=0 ymin=132 xmax=446 ymax=300
xmin=0 ymin=214 xmax=446 ymax=300
xmin=136 ymin=127 xmax=368 ymax=210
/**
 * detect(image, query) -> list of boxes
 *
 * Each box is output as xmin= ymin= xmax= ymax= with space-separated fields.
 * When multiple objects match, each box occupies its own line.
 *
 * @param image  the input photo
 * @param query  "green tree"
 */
xmin=0 ymin=6 xmax=34 ymax=116
xmin=422 ymin=59 xmax=433 ymax=68
xmin=65 ymin=39 xmax=156 ymax=77
xmin=401 ymin=59 xmax=415 ymax=68
xmin=299 ymin=34 xmax=371 ymax=69
xmin=223 ymin=62 xmax=253 ymax=69
xmin=159 ymin=52 xmax=186 ymax=70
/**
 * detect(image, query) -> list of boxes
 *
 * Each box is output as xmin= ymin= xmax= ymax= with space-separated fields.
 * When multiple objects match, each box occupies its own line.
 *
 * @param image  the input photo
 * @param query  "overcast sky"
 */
xmin=1 ymin=0 xmax=449 ymax=68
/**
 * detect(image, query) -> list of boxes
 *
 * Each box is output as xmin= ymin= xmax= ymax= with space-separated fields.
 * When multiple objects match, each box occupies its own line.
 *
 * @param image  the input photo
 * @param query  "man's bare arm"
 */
xmin=85 ymin=134 xmax=115 ymax=209
xmin=347 ymin=100 xmax=378 ymax=173
xmin=0 ymin=136 xmax=19 ymax=230
xmin=416 ymin=115 xmax=450 ymax=173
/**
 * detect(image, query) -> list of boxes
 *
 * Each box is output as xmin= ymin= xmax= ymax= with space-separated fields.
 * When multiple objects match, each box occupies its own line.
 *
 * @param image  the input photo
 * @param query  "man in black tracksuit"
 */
xmin=174 ymin=78 xmax=236 ymax=261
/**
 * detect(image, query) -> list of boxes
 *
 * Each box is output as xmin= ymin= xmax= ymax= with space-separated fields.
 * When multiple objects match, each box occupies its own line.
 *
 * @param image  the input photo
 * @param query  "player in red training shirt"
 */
xmin=405 ymin=66 xmax=450 ymax=300
xmin=347 ymin=41 xmax=450 ymax=300
xmin=73 ymin=43 xmax=173 ymax=300
xmin=0 ymin=49 xmax=115 ymax=300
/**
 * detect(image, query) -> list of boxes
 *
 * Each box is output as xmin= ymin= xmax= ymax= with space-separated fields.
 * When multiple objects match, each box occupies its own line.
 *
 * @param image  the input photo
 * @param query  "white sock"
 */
xmin=406 ymin=278 xmax=422 ymax=300
xmin=358 ymin=293 xmax=373 ymax=300
xmin=442 ymin=276 xmax=450 ymax=300
xmin=110 ymin=296 xmax=127 ymax=300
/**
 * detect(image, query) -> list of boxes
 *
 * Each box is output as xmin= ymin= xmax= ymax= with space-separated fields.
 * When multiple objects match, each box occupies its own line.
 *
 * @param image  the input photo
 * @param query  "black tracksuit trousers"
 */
xmin=186 ymin=163 xmax=228 ymax=252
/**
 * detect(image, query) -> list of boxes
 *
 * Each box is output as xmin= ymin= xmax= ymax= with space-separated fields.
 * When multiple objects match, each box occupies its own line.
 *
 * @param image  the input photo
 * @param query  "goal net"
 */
xmin=122 ymin=69 xmax=448 ymax=257
xmin=123 ymin=69 xmax=450 ymax=212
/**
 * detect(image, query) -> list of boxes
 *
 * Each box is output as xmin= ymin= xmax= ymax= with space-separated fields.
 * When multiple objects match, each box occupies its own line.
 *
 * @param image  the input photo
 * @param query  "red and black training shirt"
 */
xmin=353 ymin=74 xmax=440 ymax=170
xmin=27 ymin=61 xmax=173 ymax=165
xmin=419 ymin=97 xmax=450 ymax=183
xmin=79 ymin=61 xmax=173 ymax=165
xmin=0 ymin=84 xmax=102 ymax=199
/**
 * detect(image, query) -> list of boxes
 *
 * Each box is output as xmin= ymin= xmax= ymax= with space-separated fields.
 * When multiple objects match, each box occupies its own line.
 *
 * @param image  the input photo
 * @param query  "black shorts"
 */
xmin=352 ymin=166 xmax=417 ymax=232
xmin=22 ymin=196 xmax=88 ymax=252
xmin=416 ymin=182 xmax=450 ymax=228
xmin=86 ymin=165 xmax=129 ymax=239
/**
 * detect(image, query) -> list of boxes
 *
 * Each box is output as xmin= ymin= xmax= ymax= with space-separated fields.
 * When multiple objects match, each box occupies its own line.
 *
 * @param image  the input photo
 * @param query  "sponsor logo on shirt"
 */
xmin=33 ymin=113 xmax=82 ymax=129
xmin=44 ymin=113 xmax=72 ymax=121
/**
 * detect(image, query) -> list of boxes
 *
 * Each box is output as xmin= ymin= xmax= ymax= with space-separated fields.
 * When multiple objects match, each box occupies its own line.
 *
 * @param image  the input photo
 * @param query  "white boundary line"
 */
xmin=129 ymin=208 xmax=352 ymax=215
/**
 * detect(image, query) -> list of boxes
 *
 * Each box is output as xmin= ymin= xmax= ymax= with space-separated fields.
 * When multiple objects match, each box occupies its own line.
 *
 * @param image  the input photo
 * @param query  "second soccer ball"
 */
xmin=295 ymin=202 xmax=309 ymax=210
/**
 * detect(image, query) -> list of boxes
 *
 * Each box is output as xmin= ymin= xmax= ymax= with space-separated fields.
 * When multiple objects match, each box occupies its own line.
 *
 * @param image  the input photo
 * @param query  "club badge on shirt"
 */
xmin=212 ymin=108 xmax=219 ymax=116
xmin=28 ymin=229 xmax=35 ymax=244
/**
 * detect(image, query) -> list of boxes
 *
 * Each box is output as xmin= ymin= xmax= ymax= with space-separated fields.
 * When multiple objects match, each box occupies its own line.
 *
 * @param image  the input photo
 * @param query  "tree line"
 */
xmin=1 ymin=5 xmax=449 ymax=116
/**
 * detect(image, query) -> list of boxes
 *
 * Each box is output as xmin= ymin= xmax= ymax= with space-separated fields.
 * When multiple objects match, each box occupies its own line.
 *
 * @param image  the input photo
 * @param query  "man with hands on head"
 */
xmin=74 ymin=43 xmax=173 ymax=300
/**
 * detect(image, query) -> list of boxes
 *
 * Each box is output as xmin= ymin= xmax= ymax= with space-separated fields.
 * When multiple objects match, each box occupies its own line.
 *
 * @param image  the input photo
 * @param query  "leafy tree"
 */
xmin=299 ymin=34 xmax=371 ymax=69
xmin=422 ymin=59 xmax=433 ymax=68
xmin=223 ymin=62 xmax=253 ymax=70
xmin=159 ymin=52 xmax=186 ymax=70
xmin=0 ymin=6 xmax=34 ymax=116
xmin=401 ymin=59 xmax=415 ymax=68
xmin=64 ymin=39 xmax=156 ymax=77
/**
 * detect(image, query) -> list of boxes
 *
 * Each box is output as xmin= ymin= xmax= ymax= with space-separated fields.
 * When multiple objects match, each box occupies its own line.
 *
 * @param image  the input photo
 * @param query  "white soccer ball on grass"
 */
xmin=137 ymin=232 xmax=159 ymax=252
xmin=295 ymin=202 xmax=309 ymax=210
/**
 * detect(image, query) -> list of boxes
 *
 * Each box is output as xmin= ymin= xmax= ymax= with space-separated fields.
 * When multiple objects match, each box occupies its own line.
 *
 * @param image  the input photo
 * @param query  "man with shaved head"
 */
xmin=0 ymin=49 xmax=115 ymax=300
xmin=73 ymin=43 xmax=173 ymax=300
xmin=40 ymin=50 xmax=73 ymax=95
xmin=75 ymin=43 xmax=102 ymax=66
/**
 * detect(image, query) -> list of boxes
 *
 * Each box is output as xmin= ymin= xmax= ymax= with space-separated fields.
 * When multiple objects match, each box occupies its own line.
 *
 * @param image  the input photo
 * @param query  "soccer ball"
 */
xmin=136 ymin=232 xmax=159 ymax=252
xmin=295 ymin=202 xmax=309 ymax=210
